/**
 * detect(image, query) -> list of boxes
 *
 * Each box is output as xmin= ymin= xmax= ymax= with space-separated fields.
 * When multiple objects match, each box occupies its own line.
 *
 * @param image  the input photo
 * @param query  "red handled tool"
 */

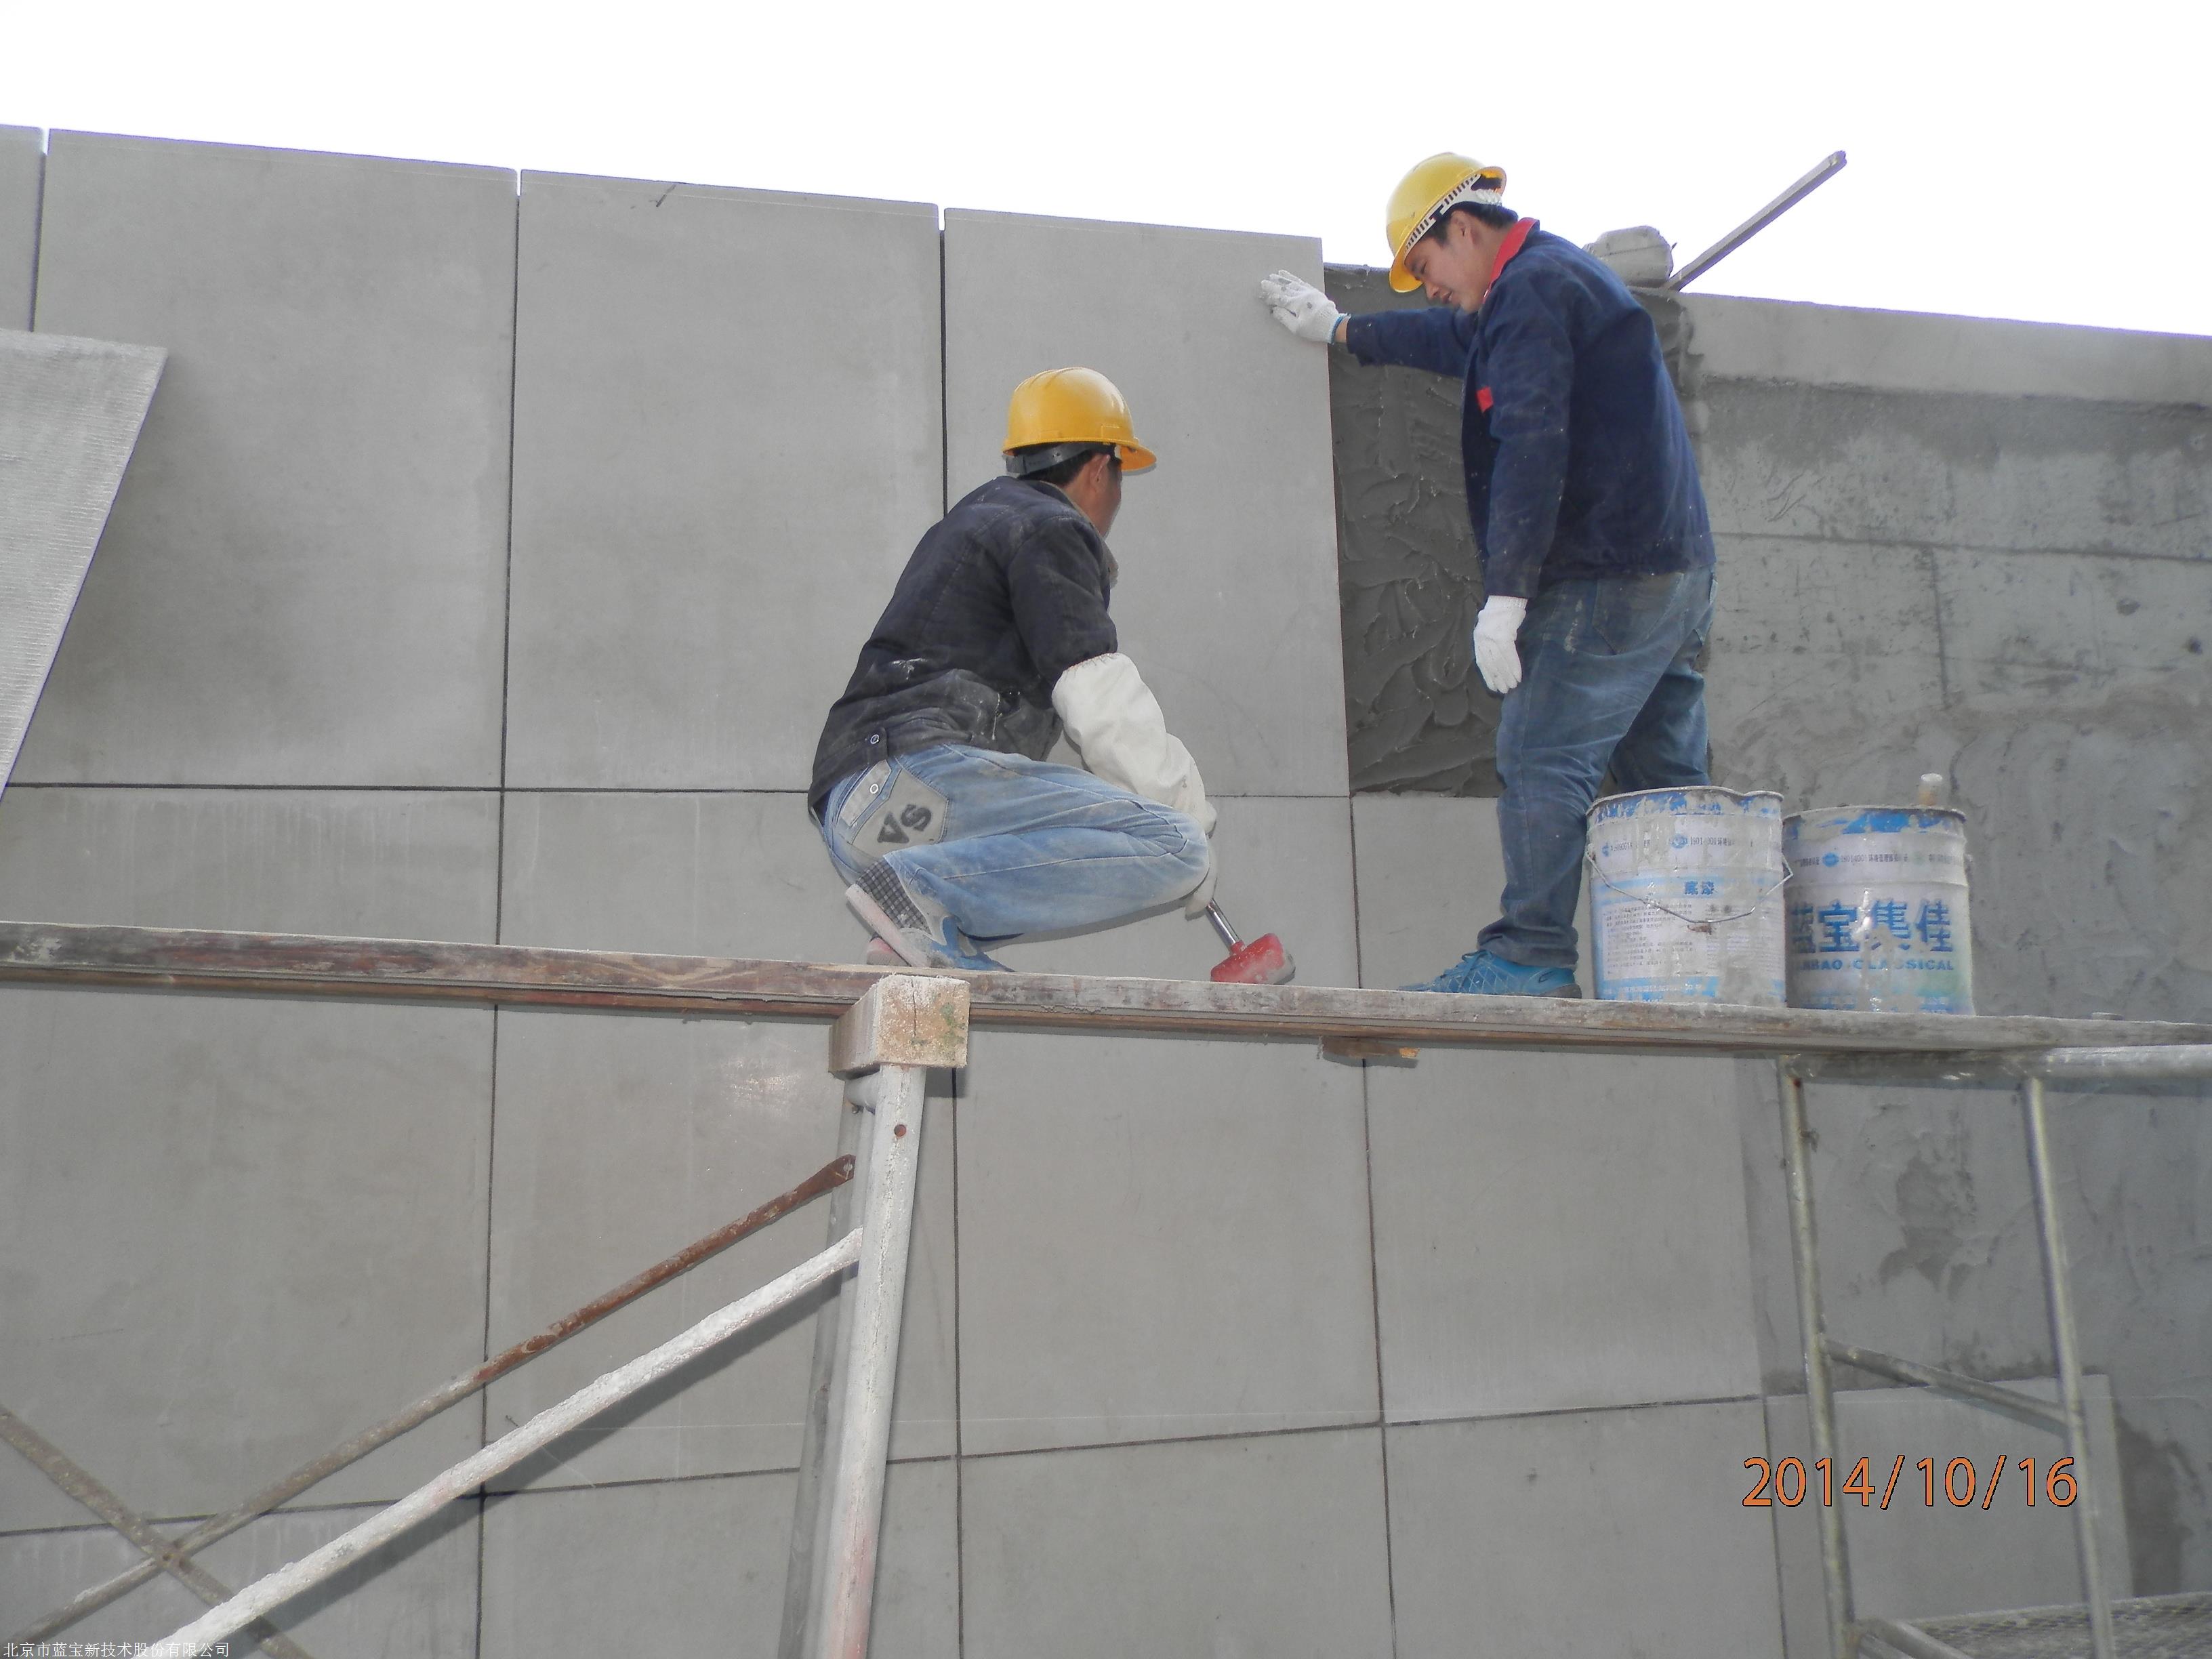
xmin=1204 ymin=901 xmax=1294 ymax=985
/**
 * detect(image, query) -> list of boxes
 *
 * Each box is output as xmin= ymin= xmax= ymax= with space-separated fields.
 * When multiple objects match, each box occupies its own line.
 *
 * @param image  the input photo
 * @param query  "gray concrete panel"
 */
xmin=0 ymin=331 xmax=164 ymax=790
xmin=989 ymin=795 xmax=1357 ymax=984
xmin=0 ymin=1500 xmax=479 ymax=1654
xmin=0 ymin=786 xmax=500 ymax=939
xmin=478 ymin=1461 xmax=956 ymax=1659
xmin=504 ymin=173 xmax=943 ymax=791
xmin=960 ymin=1428 xmax=1393 ymax=1659
xmin=1704 ymin=534 xmax=1950 ymax=806
xmin=943 ymin=209 xmax=1349 ymax=798
xmin=499 ymin=790 xmax=854 ymax=961
xmin=0 ymin=991 xmax=492 ymax=1529
xmin=484 ymin=1010 xmax=956 ymax=1486
xmin=1767 ymin=1379 xmax=2132 ymax=1656
xmin=1735 ymin=1069 xmax=2212 ymax=1589
xmin=1350 ymin=793 xmax=1592 ymax=994
xmin=1367 ymin=1046 xmax=1760 ymax=1422
xmin=1686 ymin=291 xmax=2212 ymax=406
xmin=0 ymin=126 xmax=41 ymax=331
xmin=19 ymin=132 xmax=516 ymax=785
xmin=956 ymin=1031 xmax=1375 ymax=1456
xmin=1698 ymin=380 xmax=2212 ymax=562
xmin=1385 ymin=1401 xmax=1782 ymax=1657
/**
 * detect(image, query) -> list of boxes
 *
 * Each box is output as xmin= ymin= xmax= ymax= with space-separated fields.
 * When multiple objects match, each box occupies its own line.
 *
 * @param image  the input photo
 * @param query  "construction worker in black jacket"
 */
xmin=1262 ymin=152 xmax=1718 ymax=997
xmin=811 ymin=369 xmax=1215 ymax=970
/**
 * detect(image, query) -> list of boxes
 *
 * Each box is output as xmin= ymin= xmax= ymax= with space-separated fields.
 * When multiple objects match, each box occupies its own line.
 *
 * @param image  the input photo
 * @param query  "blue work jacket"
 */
xmin=1343 ymin=221 xmax=1714 ymax=598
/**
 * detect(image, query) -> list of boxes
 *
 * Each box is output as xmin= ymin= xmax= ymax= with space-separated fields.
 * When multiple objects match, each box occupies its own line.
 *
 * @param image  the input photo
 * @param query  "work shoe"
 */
xmin=844 ymin=866 xmax=1008 ymax=973
xmin=1401 ymin=949 xmax=1582 ymax=998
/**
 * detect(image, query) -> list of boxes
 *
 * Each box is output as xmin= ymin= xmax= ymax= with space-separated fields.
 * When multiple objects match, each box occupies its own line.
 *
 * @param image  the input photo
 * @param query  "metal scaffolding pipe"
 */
xmin=1779 ymin=1065 xmax=1856 ymax=1659
xmin=152 ymin=1230 xmax=862 ymax=1657
xmin=2021 ymin=1077 xmax=2118 ymax=1659
xmin=1790 ymin=1045 xmax=2212 ymax=1086
xmin=810 ymin=1064 xmax=927 ymax=1659
xmin=17 ymin=1155 xmax=852 ymax=1645
xmin=1824 ymin=1342 xmax=2067 ymax=1434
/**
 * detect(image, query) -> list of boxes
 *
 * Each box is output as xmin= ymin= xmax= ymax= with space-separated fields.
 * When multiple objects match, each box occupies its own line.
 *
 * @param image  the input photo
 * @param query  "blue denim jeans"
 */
xmin=1478 ymin=568 xmax=1717 ymax=968
xmin=818 ymin=743 xmax=1210 ymax=943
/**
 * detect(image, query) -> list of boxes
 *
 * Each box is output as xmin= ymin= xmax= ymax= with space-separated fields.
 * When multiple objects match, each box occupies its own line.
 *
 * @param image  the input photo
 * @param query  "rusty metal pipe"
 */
xmin=15 ymin=1155 xmax=852 ymax=1645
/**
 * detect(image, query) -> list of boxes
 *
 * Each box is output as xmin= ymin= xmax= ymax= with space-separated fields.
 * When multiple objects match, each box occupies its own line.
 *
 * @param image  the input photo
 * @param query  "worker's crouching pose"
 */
xmin=1261 ymin=153 xmax=1717 ymax=998
xmin=808 ymin=368 xmax=1215 ymax=972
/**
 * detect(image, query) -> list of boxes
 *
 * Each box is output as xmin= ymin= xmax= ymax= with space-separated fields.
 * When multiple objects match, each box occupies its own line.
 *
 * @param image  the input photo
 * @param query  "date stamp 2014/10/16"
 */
xmin=1745 ymin=1455 xmax=2080 ymax=1511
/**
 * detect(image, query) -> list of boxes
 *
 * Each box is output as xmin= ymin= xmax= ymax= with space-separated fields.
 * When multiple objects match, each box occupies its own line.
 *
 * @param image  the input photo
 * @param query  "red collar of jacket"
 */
xmin=1481 ymin=218 xmax=1539 ymax=308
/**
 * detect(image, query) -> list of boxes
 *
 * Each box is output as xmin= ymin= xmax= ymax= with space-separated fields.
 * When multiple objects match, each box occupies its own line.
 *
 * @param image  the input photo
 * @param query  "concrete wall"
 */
xmin=0 ymin=129 xmax=2205 ymax=1655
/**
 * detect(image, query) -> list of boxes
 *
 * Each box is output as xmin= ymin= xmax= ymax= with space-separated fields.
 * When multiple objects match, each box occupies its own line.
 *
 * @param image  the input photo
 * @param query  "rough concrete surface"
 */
xmin=18 ymin=132 xmax=516 ymax=786
xmin=1323 ymin=266 xmax=1493 ymax=793
xmin=0 ymin=126 xmax=42 ymax=331
xmin=504 ymin=173 xmax=944 ymax=791
xmin=943 ymin=209 xmax=1349 ymax=798
xmin=1765 ymin=1378 xmax=2132 ymax=1657
xmin=1684 ymin=291 xmax=2212 ymax=406
xmin=1738 ymin=1063 xmax=2212 ymax=1593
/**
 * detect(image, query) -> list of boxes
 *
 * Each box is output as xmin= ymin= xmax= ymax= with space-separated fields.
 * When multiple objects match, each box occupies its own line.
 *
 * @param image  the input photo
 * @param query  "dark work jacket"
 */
xmin=1343 ymin=222 xmax=1714 ymax=598
xmin=808 ymin=476 xmax=1118 ymax=817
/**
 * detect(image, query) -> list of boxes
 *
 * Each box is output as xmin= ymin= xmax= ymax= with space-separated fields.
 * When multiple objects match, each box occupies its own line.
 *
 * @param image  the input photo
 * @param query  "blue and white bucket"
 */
xmin=1783 ymin=807 xmax=1974 ymax=1014
xmin=1585 ymin=787 xmax=1788 ymax=1006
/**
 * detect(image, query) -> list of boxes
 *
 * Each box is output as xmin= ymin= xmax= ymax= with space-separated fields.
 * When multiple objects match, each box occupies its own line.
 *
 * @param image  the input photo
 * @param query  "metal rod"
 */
xmin=2021 ymin=1076 xmax=2118 ymax=1659
xmin=1779 ymin=1063 xmax=1856 ymax=1658
xmin=1857 ymin=1616 xmax=1978 ymax=1659
xmin=1792 ymin=1044 xmax=2212 ymax=1086
xmin=3 ymin=919 xmax=2207 ymax=1059
xmin=16 ymin=1155 xmax=852 ymax=1644
xmin=1667 ymin=150 xmax=1847 ymax=291
xmin=780 ymin=1099 xmax=868 ymax=1659
xmin=153 ymin=1229 xmax=863 ymax=1656
xmin=811 ymin=1064 xmax=926 ymax=1659
xmin=0 ymin=1406 xmax=315 ymax=1659
xmin=1204 ymin=902 xmax=1240 ymax=952
xmin=1824 ymin=1342 xmax=2067 ymax=1434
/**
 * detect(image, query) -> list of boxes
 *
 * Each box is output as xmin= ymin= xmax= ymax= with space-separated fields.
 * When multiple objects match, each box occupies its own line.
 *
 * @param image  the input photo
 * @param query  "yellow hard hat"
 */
xmin=1002 ymin=367 xmax=1158 ymax=475
xmin=1386 ymin=152 xmax=1509 ymax=293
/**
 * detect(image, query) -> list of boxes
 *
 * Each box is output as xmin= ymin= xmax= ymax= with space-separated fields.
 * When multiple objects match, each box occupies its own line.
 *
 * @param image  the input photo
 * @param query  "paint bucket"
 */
xmin=1783 ymin=807 xmax=1973 ymax=1014
xmin=1585 ymin=787 xmax=1788 ymax=1006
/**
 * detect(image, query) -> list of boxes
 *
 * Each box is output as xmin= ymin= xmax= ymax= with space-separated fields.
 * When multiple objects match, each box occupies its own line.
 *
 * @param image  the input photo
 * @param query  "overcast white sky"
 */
xmin=6 ymin=0 xmax=2206 ymax=337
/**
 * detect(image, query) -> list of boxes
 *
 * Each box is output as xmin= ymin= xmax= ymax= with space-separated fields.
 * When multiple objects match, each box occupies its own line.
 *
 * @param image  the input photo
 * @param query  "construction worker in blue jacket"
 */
xmin=1261 ymin=152 xmax=1717 ymax=998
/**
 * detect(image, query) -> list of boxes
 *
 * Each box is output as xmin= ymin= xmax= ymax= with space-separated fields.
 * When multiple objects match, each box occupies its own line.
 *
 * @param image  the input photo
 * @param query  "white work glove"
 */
xmin=1182 ymin=853 xmax=1218 ymax=919
xmin=1472 ymin=594 xmax=1528 ymax=695
xmin=1052 ymin=653 xmax=1218 ymax=837
xmin=1258 ymin=270 xmax=1342 ymax=345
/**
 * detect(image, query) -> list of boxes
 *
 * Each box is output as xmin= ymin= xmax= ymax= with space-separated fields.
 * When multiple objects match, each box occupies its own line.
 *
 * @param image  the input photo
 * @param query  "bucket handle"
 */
xmin=1582 ymin=853 xmax=1795 ymax=931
